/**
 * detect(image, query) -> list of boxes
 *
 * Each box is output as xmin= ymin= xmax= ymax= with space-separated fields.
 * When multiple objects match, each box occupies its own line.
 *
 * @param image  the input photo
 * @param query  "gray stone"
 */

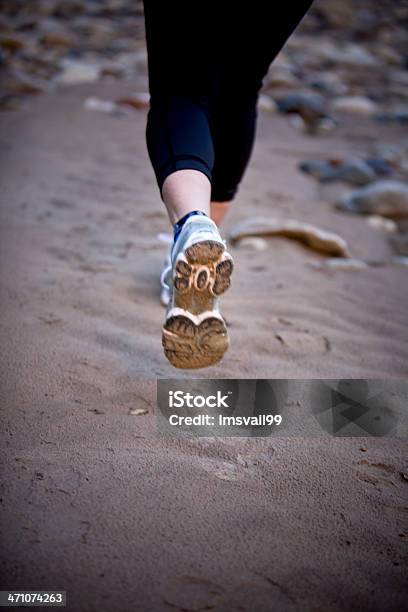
xmin=336 ymin=181 xmax=408 ymax=218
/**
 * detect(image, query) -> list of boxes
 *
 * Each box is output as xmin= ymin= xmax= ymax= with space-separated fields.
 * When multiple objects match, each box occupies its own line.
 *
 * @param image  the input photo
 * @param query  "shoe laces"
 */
xmin=160 ymin=264 xmax=172 ymax=291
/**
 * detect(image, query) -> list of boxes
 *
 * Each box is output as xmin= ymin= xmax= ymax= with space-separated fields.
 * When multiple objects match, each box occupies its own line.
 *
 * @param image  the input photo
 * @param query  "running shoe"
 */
xmin=160 ymin=248 xmax=172 ymax=307
xmin=162 ymin=215 xmax=233 ymax=369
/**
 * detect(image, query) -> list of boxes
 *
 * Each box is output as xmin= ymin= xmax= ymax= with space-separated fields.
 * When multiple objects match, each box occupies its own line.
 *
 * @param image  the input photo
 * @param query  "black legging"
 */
xmin=143 ymin=1 xmax=313 ymax=202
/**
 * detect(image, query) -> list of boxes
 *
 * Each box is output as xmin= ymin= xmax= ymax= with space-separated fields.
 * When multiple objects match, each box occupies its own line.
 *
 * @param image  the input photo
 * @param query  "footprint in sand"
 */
xmin=173 ymin=438 xmax=275 ymax=482
xmin=27 ymin=466 xmax=82 ymax=506
xmin=356 ymin=459 xmax=404 ymax=488
xmin=275 ymin=330 xmax=330 ymax=353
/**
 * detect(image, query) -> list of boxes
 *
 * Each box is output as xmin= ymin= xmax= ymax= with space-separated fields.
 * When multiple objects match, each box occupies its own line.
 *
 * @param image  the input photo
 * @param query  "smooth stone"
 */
xmin=332 ymin=96 xmax=379 ymax=116
xmin=336 ymin=180 xmax=408 ymax=218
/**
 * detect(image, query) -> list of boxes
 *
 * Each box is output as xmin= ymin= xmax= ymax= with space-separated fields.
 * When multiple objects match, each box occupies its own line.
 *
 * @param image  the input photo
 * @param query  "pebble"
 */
xmin=116 ymin=92 xmax=150 ymax=110
xmin=319 ymin=258 xmax=368 ymax=270
xmin=236 ymin=237 xmax=268 ymax=251
xmin=366 ymin=215 xmax=397 ymax=233
xmin=336 ymin=180 xmax=408 ymax=218
xmin=59 ymin=59 xmax=101 ymax=84
xmin=332 ymin=96 xmax=379 ymax=116
xmin=84 ymin=96 xmax=123 ymax=115
xmin=300 ymin=158 xmax=376 ymax=186
xmin=129 ymin=407 xmax=148 ymax=416
xmin=257 ymin=94 xmax=277 ymax=113
xmin=277 ymin=92 xmax=326 ymax=119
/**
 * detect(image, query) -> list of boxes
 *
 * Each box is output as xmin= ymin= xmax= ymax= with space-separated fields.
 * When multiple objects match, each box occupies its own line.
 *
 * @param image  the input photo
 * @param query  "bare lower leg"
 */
xmin=210 ymin=201 xmax=231 ymax=226
xmin=162 ymin=169 xmax=211 ymax=224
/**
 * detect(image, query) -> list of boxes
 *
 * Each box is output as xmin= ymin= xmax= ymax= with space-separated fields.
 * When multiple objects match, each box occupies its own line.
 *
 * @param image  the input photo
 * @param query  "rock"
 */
xmin=365 ymin=157 xmax=393 ymax=177
xmin=277 ymin=92 xmax=326 ymax=118
xmin=315 ymin=117 xmax=337 ymax=134
xmin=84 ymin=97 xmax=123 ymax=115
xmin=265 ymin=67 xmax=299 ymax=90
xmin=367 ymin=215 xmax=397 ymax=233
xmin=257 ymin=94 xmax=277 ymax=113
xmin=229 ymin=217 xmax=349 ymax=257
xmin=312 ymin=42 xmax=377 ymax=69
xmin=116 ymin=92 xmax=150 ymax=110
xmin=129 ymin=407 xmax=148 ymax=416
xmin=276 ymin=92 xmax=328 ymax=132
xmin=332 ymin=96 xmax=379 ymax=116
xmin=300 ymin=158 xmax=376 ymax=186
xmin=235 ymin=237 xmax=268 ymax=251
xmin=58 ymin=59 xmax=101 ymax=84
xmin=100 ymin=62 xmax=128 ymax=79
xmin=309 ymin=72 xmax=347 ymax=97
xmin=299 ymin=159 xmax=333 ymax=180
xmin=326 ymin=159 xmax=376 ymax=186
xmin=336 ymin=181 xmax=408 ymax=219
xmin=318 ymin=258 xmax=368 ymax=270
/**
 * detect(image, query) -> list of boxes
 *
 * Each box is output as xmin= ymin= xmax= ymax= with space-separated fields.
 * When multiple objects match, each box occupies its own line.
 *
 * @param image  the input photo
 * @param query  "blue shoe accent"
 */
xmin=173 ymin=210 xmax=208 ymax=244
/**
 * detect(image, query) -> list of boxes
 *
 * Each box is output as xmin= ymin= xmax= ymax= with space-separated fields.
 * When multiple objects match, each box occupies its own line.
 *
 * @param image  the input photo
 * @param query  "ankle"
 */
xmin=173 ymin=210 xmax=208 ymax=243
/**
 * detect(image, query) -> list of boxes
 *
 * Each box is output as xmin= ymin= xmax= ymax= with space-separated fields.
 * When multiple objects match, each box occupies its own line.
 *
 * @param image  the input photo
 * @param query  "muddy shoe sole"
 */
xmin=162 ymin=312 xmax=229 ymax=369
xmin=162 ymin=240 xmax=233 ymax=369
xmin=172 ymin=240 xmax=233 ymax=315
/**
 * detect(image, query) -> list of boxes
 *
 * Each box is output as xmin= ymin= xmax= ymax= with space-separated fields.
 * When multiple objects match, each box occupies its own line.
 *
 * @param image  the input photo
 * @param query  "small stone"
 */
xmin=277 ymin=92 xmax=326 ymax=122
xmin=236 ymin=237 xmax=268 ymax=251
xmin=265 ymin=67 xmax=299 ymax=89
xmin=315 ymin=117 xmax=337 ymax=134
xmin=129 ymin=407 xmax=148 ymax=416
xmin=332 ymin=96 xmax=379 ymax=116
xmin=116 ymin=92 xmax=150 ymax=110
xmin=365 ymin=157 xmax=393 ymax=177
xmin=321 ymin=258 xmax=368 ymax=270
xmin=300 ymin=158 xmax=375 ymax=186
xmin=367 ymin=215 xmax=397 ymax=233
xmin=257 ymin=94 xmax=277 ymax=113
xmin=59 ymin=59 xmax=101 ymax=85
xmin=313 ymin=42 xmax=377 ymax=69
xmin=299 ymin=159 xmax=333 ymax=180
xmin=84 ymin=97 xmax=122 ymax=115
xmin=336 ymin=181 xmax=408 ymax=219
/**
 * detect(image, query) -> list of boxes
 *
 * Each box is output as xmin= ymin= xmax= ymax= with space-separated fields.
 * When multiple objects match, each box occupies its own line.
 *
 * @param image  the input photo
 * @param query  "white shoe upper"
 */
xmin=160 ymin=249 xmax=172 ymax=307
xmin=160 ymin=215 xmax=225 ymax=308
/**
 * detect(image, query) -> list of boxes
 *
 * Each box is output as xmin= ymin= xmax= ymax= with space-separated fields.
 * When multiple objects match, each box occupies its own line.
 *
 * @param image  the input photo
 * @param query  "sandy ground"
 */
xmin=0 ymin=77 xmax=407 ymax=611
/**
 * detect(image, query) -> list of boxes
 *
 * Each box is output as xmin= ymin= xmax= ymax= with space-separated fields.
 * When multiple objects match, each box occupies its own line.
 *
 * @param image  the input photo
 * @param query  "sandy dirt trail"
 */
xmin=0 ymin=77 xmax=407 ymax=611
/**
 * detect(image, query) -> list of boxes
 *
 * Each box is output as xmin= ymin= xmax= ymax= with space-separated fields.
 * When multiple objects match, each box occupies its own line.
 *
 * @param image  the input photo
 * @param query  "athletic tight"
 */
xmin=143 ymin=2 xmax=313 ymax=202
